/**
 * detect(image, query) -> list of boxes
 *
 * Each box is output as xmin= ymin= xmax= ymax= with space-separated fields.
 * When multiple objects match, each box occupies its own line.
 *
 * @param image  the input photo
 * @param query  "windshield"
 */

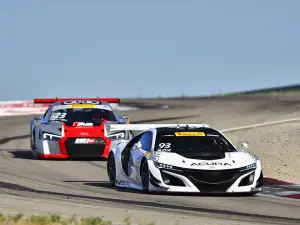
xmin=154 ymin=131 xmax=236 ymax=154
xmin=49 ymin=108 xmax=117 ymax=122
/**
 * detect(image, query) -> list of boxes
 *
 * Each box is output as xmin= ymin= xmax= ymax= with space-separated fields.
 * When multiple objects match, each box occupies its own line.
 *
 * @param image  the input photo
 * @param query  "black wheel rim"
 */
xmin=141 ymin=161 xmax=149 ymax=190
xmin=108 ymin=156 xmax=116 ymax=183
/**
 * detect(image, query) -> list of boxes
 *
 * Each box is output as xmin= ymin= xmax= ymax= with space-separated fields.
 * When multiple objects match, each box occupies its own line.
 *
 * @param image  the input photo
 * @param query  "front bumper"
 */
xmin=148 ymin=162 xmax=263 ymax=193
xmin=35 ymin=137 xmax=111 ymax=159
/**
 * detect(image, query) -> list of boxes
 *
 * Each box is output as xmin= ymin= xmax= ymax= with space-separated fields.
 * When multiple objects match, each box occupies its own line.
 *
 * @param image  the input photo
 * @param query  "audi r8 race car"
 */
xmin=30 ymin=97 xmax=132 ymax=159
xmin=105 ymin=123 xmax=264 ymax=194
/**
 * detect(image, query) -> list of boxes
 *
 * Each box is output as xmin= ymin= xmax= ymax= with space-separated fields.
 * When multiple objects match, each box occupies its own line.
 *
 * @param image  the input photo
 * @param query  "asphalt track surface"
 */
xmin=1 ymin=96 xmax=300 ymax=225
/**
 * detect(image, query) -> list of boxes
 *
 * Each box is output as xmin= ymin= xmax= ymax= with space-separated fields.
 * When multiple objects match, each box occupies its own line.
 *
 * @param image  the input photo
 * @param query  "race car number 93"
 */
xmin=157 ymin=143 xmax=171 ymax=152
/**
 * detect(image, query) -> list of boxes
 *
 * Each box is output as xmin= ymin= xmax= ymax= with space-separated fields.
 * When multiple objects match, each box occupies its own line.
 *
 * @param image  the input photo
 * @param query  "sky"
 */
xmin=1 ymin=0 xmax=300 ymax=100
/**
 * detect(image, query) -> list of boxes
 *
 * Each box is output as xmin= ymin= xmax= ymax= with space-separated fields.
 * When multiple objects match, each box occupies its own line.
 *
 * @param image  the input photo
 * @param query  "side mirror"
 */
xmin=134 ymin=142 xmax=142 ymax=149
xmin=118 ymin=115 xmax=130 ymax=123
xmin=33 ymin=116 xmax=42 ymax=121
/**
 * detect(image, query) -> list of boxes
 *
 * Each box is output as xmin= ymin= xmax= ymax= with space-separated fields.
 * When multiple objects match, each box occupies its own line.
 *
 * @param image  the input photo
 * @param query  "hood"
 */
xmin=153 ymin=151 xmax=256 ymax=170
xmin=61 ymin=121 xmax=106 ymax=138
xmin=44 ymin=121 xmax=63 ymax=136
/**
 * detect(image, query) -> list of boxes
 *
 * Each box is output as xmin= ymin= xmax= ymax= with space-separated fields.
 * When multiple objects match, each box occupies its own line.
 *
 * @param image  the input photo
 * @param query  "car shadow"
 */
xmin=147 ymin=192 xmax=257 ymax=197
xmin=64 ymin=180 xmax=257 ymax=197
xmin=67 ymin=181 xmax=114 ymax=188
xmin=64 ymin=180 xmax=145 ymax=194
xmin=8 ymin=149 xmax=107 ymax=161
xmin=9 ymin=150 xmax=36 ymax=160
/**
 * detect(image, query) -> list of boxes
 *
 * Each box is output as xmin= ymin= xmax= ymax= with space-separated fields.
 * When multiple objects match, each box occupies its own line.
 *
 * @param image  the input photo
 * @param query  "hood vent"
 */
xmin=176 ymin=151 xmax=226 ymax=160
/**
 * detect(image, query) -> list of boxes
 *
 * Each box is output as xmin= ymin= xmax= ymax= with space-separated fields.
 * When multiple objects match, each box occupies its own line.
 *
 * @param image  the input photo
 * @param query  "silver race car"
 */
xmin=30 ymin=98 xmax=130 ymax=159
xmin=105 ymin=123 xmax=264 ymax=194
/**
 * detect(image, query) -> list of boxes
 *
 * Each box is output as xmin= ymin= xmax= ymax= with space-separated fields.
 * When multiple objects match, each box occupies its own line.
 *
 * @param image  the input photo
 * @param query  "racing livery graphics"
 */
xmin=105 ymin=123 xmax=264 ymax=194
xmin=30 ymin=97 xmax=131 ymax=159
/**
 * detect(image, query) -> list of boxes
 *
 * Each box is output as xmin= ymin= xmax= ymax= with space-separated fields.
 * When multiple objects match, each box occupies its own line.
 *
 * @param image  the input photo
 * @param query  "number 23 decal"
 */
xmin=52 ymin=112 xmax=67 ymax=120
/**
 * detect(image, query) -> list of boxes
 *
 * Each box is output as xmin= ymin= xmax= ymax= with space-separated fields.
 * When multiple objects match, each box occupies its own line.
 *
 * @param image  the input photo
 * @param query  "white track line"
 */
xmin=220 ymin=117 xmax=300 ymax=132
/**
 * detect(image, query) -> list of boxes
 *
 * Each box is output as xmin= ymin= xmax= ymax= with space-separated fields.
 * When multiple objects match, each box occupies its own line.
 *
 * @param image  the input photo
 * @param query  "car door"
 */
xmin=129 ymin=131 xmax=153 ymax=182
xmin=34 ymin=106 xmax=52 ymax=150
xmin=121 ymin=134 xmax=142 ymax=177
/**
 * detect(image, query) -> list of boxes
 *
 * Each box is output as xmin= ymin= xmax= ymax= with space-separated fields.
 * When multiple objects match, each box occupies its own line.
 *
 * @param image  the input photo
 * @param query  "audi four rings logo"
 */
xmin=63 ymin=100 xmax=100 ymax=104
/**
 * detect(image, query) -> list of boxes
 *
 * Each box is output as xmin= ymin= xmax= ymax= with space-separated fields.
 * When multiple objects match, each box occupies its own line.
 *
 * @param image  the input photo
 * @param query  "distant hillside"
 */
xmin=227 ymin=84 xmax=300 ymax=96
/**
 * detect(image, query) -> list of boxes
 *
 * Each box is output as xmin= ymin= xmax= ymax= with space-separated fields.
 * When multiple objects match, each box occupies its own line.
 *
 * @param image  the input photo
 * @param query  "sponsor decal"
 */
xmin=157 ymin=149 xmax=171 ymax=152
xmin=70 ymin=104 xmax=96 ymax=108
xmin=80 ymin=132 xmax=90 ymax=136
xmin=191 ymin=162 xmax=232 ymax=166
xmin=175 ymin=132 xmax=205 ymax=136
xmin=73 ymin=122 xmax=93 ymax=127
xmin=75 ymin=138 xmax=95 ymax=144
xmin=207 ymin=134 xmax=219 ymax=137
xmin=116 ymin=180 xmax=130 ymax=186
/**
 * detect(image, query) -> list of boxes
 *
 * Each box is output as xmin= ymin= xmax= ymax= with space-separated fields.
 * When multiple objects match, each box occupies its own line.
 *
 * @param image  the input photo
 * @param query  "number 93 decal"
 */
xmin=157 ymin=143 xmax=171 ymax=152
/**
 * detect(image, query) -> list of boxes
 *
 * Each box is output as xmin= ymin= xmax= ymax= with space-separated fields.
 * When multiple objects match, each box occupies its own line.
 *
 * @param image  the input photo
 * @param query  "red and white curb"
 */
xmin=262 ymin=178 xmax=300 ymax=199
xmin=0 ymin=101 xmax=140 ymax=117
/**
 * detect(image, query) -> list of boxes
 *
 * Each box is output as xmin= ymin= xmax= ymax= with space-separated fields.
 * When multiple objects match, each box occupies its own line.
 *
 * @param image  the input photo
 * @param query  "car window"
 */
xmin=43 ymin=107 xmax=50 ymax=119
xmin=49 ymin=108 xmax=117 ymax=122
xmin=138 ymin=131 xmax=153 ymax=152
xmin=154 ymin=130 xmax=236 ymax=153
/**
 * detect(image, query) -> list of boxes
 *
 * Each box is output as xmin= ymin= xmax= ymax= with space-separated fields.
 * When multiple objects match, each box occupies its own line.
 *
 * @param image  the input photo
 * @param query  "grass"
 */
xmin=0 ymin=213 xmax=156 ymax=225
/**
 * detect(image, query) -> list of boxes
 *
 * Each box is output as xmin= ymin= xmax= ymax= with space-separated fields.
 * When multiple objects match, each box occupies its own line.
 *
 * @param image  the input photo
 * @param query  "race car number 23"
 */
xmin=51 ymin=112 xmax=67 ymax=120
xmin=157 ymin=143 xmax=171 ymax=152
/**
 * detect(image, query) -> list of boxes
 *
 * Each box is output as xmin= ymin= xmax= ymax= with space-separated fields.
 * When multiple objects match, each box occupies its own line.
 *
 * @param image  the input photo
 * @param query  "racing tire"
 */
xmin=30 ymin=126 xmax=35 ymax=150
xmin=140 ymin=159 xmax=150 ymax=193
xmin=107 ymin=153 xmax=116 ymax=187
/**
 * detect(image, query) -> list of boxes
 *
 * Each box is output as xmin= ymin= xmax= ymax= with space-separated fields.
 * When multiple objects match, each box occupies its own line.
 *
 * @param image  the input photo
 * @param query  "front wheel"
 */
xmin=107 ymin=153 xmax=116 ymax=187
xmin=30 ymin=127 xmax=35 ymax=150
xmin=140 ymin=159 xmax=150 ymax=193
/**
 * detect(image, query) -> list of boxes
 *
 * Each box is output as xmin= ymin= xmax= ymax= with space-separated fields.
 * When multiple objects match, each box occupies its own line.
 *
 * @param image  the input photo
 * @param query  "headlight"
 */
xmin=43 ymin=132 xmax=61 ymax=140
xmin=240 ymin=163 xmax=256 ymax=171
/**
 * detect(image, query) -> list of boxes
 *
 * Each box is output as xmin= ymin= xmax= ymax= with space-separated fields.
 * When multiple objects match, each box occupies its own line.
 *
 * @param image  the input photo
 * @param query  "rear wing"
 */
xmin=104 ymin=123 xmax=210 ymax=138
xmin=33 ymin=97 xmax=120 ymax=104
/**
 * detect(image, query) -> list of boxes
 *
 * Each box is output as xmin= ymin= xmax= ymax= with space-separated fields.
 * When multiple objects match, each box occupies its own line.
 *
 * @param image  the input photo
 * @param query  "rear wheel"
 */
xmin=107 ymin=153 xmax=116 ymax=186
xmin=140 ymin=159 xmax=149 ymax=193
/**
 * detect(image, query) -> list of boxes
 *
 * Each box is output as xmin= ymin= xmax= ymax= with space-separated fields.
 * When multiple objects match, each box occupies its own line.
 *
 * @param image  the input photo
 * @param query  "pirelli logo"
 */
xmin=175 ymin=132 xmax=205 ymax=136
xmin=70 ymin=104 xmax=95 ymax=108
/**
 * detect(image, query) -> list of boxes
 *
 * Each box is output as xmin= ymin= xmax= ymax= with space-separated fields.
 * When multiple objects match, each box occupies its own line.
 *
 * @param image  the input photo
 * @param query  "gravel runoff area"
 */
xmin=224 ymin=122 xmax=300 ymax=184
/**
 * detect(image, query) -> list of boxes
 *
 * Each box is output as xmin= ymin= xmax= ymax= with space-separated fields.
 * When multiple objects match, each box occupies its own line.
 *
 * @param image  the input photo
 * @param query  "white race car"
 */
xmin=105 ymin=123 xmax=264 ymax=194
